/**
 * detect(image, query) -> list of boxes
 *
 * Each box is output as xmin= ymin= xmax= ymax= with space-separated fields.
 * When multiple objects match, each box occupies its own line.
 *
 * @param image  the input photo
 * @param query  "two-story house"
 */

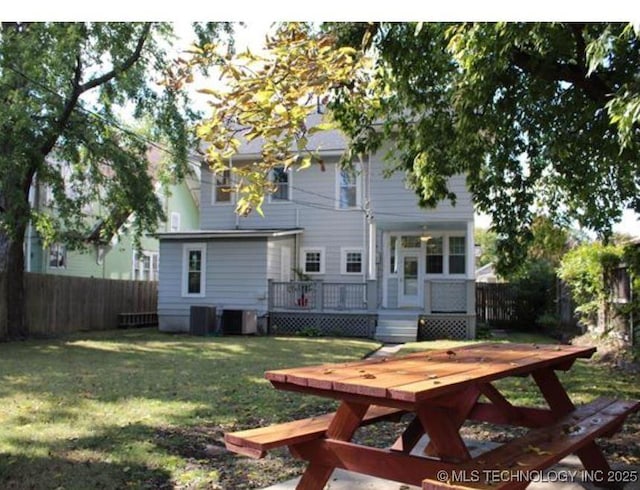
xmin=157 ymin=120 xmax=476 ymax=341
xmin=26 ymin=148 xmax=200 ymax=281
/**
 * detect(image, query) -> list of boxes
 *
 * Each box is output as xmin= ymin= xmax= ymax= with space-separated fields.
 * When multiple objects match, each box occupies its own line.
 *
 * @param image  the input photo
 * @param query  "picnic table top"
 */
xmin=265 ymin=342 xmax=596 ymax=405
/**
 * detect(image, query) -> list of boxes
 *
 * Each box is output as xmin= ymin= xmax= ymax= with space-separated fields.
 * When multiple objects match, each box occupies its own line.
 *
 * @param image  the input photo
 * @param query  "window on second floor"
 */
xmin=49 ymin=243 xmax=67 ymax=269
xmin=170 ymin=212 xmax=181 ymax=232
xmin=270 ymin=166 xmax=290 ymax=201
xmin=337 ymin=167 xmax=361 ymax=209
xmin=214 ymin=169 xmax=232 ymax=203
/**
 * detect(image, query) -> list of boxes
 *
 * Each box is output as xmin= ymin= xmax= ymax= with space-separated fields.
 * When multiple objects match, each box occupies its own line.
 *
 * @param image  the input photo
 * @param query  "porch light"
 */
xmin=420 ymin=227 xmax=431 ymax=242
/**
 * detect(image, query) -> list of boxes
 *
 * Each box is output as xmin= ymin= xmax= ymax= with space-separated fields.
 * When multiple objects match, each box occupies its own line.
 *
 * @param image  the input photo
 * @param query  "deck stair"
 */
xmin=375 ymin=312 xmax=420 ymax=343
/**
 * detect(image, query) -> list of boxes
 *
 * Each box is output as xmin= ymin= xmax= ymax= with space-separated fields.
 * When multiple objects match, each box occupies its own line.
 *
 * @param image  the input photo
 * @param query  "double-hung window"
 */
xmin=448 ymin=236 xmax=466 ymax=274
xmin=49 ymin=243 xmax=67 ymax=269
xmin=271 ymin=166 xmax=290 ymax=201
xmin=133 ymin=251 xmax=159 ymax=281
xmin=182 ymin=244 xmax=206 ymax=296
xmin=337 ymin=167 xmax=360 ymax=209
xmin=214 ymin=169 xmax=232 ymax=203
xmin=341 ymin=248 xmax=363 ymax=275
xmin=301 ymin=247 xmax=325 ymax=275
xmin=425 ymin=237 xmax=444 ymax=274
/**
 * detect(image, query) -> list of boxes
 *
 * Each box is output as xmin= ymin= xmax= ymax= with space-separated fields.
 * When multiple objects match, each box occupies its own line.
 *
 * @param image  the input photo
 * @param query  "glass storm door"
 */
xmin=399 ymin=253 xmax=421 ymax=307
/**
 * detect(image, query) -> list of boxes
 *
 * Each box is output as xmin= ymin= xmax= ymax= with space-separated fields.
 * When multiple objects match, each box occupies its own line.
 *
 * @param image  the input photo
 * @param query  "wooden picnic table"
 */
xmin=225 ymin=343 xmax=640 ymax=489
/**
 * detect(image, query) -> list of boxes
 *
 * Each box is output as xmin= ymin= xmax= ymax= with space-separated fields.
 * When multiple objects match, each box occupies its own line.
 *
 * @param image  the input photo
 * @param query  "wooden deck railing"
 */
xmin=269 ymin=281 xmax=369 ymax=311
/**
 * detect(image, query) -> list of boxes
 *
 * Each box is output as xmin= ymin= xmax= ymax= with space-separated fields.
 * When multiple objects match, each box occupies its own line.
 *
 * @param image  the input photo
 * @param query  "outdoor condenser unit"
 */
xmin=221 ymin=309 xmax=257 ymax=335
xmin=189 ymin=306 xmax=217 ymax=336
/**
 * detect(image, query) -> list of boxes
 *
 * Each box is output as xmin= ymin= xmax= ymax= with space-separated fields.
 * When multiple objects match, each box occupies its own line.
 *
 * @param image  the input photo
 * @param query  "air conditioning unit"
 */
xmin=222 ymin=309 xmax=257 ymax=335
xmin=189 ymin=306 xmax=217 ymax=336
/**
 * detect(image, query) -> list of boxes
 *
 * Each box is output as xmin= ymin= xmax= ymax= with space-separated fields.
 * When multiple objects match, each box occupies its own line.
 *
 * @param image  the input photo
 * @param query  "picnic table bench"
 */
xmin=224 ymin=343 xmax=639 ymax=489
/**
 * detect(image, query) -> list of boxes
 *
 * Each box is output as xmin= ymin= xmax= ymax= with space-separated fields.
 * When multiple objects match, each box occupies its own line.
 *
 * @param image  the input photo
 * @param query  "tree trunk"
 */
xmin=4 ymin=224 xmax=27 ymax=340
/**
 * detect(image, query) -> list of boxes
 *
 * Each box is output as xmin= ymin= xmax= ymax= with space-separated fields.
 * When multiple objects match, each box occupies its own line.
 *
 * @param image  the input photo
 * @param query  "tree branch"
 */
xmin=511 ymin=46 xmax=612 ymax=104
xmin=38 ymin=23 xmax=152 ymax=159
xmin=79 ymin=23 xmax=152 ymax=93
xmin=569 ymin=23 xmax=587 ymax=71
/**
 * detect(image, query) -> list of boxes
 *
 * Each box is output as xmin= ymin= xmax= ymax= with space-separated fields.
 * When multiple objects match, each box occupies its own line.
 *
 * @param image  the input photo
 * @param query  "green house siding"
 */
xmin=28 ymin=180 xmax=198 ymax=280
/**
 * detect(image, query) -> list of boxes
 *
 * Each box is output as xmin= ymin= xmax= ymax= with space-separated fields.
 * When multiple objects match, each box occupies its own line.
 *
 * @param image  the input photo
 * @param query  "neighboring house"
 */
xmin=25 ymin=148 xmax=200 ymax=281
xmin=158 ymin=116 xmax=476 ymax=341
xmin=475 ymin=263 xmax=499 ymax=283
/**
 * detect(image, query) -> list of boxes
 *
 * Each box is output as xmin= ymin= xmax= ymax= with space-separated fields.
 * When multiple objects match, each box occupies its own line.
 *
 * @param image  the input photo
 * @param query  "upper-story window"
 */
xmin=271 ymin=166 xmax=290 ymax=201
xmin=214 ymin=169 xmax=232 ymax=203
xmin=337 ymin=167 xmax=361 ymax=209
xmin=170 ymin=212 xmax=181 ymax=232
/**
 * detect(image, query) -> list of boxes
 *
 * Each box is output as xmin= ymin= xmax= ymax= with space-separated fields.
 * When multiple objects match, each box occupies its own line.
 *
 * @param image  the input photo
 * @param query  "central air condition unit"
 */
xmin=222 ymin=309 xmax=257 ymax=335
xmin=189 ymin=306 xmax=217 ymax=336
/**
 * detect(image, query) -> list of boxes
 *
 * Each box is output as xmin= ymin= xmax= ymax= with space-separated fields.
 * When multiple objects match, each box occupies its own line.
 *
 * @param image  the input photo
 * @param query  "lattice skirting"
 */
xmin=269 ymin=312 xmax=377 ymax=338
xmin=418 ymin=314 xmax=476 ymax=340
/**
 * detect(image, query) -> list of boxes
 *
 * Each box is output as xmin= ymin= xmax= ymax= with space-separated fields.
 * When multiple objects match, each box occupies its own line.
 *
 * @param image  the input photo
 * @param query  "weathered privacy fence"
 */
xmin=0 ymin=273 xmax=157 ymax=339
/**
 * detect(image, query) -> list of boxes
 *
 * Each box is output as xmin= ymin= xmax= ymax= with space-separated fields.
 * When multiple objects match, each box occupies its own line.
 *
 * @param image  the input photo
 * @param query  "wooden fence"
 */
xmin=0 ymin=273 xmax=157 ymax=339
xmin=475 ymin=283 xmax=518 ymax=328
xmin=476 ymin=280 xmax=578 ymax=330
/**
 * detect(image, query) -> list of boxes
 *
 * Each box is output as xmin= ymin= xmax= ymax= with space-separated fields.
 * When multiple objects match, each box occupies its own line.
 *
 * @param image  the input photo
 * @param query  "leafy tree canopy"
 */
xmin=331 ymin=22 xmax=640 ymax=273
xmin=172 ymin=22 xmax=371 ymax=217
xmin=0 ymin=22 xmax=230 ymax=338
xmin=191 ymin=22 xmax=640 ymax=275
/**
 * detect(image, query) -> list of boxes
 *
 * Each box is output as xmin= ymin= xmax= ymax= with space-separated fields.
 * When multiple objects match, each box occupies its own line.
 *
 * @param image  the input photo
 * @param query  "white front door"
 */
xmin=398 ymin=252 xmax=422 ymax=307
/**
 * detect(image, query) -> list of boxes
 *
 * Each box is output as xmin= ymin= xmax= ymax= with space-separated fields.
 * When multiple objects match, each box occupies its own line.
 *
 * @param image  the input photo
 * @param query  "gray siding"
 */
xmin=158 ymin=238 xmax=269 ymax=332
xmin=194 ymin=151 xmax=474 ymax=310
xmin=202 ymin=160 xmax=367 ymax=284
xmin=368 ymin=154 xmax=473 ymax=226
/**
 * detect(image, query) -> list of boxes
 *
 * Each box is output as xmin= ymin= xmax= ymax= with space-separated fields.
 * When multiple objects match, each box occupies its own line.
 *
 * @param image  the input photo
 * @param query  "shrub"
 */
xmin=557 ymin=242 xmax=623 ymax=327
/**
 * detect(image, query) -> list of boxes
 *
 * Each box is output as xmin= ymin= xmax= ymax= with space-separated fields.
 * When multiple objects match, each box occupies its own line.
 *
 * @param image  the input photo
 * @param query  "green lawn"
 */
xmin=399 ymin=333 xmax=640 ymax=406
xmin=0 ymin=329 xmax=379 ymax=489
xmin=0 ymin=330 xmax=638 ymax=489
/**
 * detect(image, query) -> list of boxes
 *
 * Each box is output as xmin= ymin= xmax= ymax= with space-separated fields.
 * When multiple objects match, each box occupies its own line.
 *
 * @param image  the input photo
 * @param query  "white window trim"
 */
xmin=170 ymin=212 xmax=181 ymax=232
xmin=301 ymin=247 xmax=325 ymax=275
xmin=425 ymin=235 xmax=445 ymax=276
xmin=211 ymin=167 xmax=234 ymax=205
xmin=182 ymin=243 xmax=207 ymax=297
xmin=334 ymin=164 xmax=362 ymax=210
xmin=340 ymin=247 xmax=364 ymax=275
xmin=424 ymin=233 xmax=468 ymax=277
xmin=384 ymin=232 xmax=468 ymax=279
xmin=268 ymin=166 xmax=292 ymax=203
xmin=49 ymin=242 xmax=67 ymax=269
xmin=447 ymin=234 xmax=467 ymax=276
xmin=133 ymin=250 xmax=159 ymax=281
